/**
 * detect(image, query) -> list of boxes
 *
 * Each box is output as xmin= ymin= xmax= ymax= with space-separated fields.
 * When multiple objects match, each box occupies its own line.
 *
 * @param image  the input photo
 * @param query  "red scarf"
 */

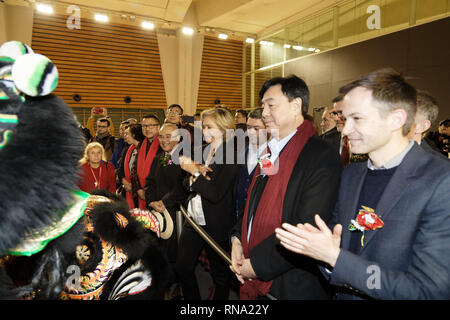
xmin=124 ymin=144 xmax=136 ymax=209
xmin=240 ymin=120 xmax=316 ymax=299
xmin=136 ymin=136 xmax=160 ymax=209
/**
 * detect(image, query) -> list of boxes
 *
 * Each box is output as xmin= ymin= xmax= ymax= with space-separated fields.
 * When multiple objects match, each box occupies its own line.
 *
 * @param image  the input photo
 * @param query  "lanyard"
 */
xmin=89 ymin=164 xmax=102 ymax=188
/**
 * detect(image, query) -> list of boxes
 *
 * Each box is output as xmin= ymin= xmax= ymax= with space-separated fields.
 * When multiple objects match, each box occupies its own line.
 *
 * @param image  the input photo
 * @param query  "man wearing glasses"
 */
xmin=92 ymin=117 xmax=116 ymax=162
xmin=165 ymin=103 xmax=196 ymax=144
xmin=331 ymin=95 xmax=351 ymax=166
xmin=165 ymin=104 xmax=184 ymax=126
xmin=134 ymin=114 xmax=161 ymax=209
xmin=320 ymin=106 xmax=340 ymax=152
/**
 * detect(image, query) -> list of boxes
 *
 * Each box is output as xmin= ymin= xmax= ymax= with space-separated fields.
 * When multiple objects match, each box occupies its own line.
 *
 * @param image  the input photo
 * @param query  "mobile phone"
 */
xmin=92 ymin=107 xmax=104 ymax=115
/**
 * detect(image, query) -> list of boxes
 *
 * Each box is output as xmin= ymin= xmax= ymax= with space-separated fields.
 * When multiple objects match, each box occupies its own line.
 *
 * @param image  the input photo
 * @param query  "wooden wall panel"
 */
xmin=31 ymin=14 xmax=166 ymax=111
xmin=197 ymin=36 xmax=243 ymax=110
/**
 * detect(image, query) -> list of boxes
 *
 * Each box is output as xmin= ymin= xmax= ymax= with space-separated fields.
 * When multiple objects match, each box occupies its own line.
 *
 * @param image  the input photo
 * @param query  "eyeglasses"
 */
xmin=167 ymin=110 xmax=181 ymax=115
xmin=142 ymin=124 xmax=159 ymax=129
xmin=331 ymin=111 xmax=343 ymax=117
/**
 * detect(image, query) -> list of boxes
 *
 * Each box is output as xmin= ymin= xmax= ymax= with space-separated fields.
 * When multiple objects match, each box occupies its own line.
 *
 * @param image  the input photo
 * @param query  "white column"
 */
xmin=158 ymin=30 xmax=204 ymax=116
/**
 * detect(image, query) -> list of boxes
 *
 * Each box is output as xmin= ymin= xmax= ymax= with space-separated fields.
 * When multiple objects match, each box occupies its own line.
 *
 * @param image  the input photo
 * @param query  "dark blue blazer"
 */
xmin=234 ymin=147 xmax=257 ymax=220
xmin=326 ymin=143 xmax=450 ymax=299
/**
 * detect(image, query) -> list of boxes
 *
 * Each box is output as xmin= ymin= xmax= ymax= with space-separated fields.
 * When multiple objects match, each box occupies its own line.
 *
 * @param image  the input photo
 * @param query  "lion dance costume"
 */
xmin=0 ymin=41 xmax=169 ymax=300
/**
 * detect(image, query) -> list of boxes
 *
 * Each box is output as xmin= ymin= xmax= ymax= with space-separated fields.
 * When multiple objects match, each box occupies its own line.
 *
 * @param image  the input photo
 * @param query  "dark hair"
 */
xmin=339 ymin=68 xmax=417 ymax=136
xmin=236 ymin=109 xmax=248 ymax=119
xmin=248 ymin=107 xmax=263 ymax=120
xmin=332 ymin=94 xmax=344 ymax=103
xmin=128 ymin=124 xmax=145 ymax=142
xmin=142 ymin=114 xmax=160 ymax=123
xmin=168 ymin=104 xmax=183 ymax=115
xmin=259 ymin=75 xmax=309 ymax=115
xmin=121 ymin=120 xmax=130 ymax=126
xmin=416 ymin=90 xmax=439 ymax=125
xmin=440 ymin=119 xmax=450 ymax=127
xmin=97 ymin=117 xmax=111 ymax=127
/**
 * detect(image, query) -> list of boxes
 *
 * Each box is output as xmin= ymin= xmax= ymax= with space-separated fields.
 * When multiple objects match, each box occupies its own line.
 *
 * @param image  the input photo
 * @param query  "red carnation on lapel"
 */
xmin=349 ymin=206 xmax=384 ymax=247
xmin=355 ymin=206 xmax=384 ymax=231
xmin=260 ymin=158 xmax=275 ymax=175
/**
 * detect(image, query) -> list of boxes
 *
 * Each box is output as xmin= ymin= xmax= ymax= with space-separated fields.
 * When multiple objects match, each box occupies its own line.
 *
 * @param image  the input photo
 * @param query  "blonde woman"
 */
xmin=78 ymin=142 xmax=116 ymax=193
xmin=175 ymin=108 xmax=239 ymax=300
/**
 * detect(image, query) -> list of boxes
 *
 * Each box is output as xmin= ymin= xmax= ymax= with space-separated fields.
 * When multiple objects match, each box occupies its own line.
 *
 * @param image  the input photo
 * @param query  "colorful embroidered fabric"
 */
xmin=60 ymin=195 xmax=127 ymax=300
xmin=129 ymin=208 xmax=160 ymax=237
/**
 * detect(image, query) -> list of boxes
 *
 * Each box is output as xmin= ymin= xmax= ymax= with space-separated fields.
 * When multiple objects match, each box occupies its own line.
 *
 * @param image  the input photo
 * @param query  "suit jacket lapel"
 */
xmin=358 ymin=145 xmax=422 ymax=254
xmin=341 ymin=163 xmax=367 ymax=250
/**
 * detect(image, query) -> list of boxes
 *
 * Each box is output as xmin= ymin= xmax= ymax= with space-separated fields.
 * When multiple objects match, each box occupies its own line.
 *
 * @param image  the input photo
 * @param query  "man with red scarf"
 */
xmin=230 ymin=75 xmax=342 ymax=300
xmin=134 ymin=114 xmax=161 ymax=209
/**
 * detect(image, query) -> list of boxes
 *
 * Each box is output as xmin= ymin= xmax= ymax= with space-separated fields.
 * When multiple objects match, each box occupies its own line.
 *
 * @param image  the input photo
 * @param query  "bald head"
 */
xmin=159 ymin=123 xmax=180 ymax=153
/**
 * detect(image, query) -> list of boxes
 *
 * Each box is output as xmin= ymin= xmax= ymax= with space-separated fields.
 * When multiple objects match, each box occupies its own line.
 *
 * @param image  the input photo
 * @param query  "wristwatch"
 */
xmin=192 ymin=171 xmax=201 ymax=178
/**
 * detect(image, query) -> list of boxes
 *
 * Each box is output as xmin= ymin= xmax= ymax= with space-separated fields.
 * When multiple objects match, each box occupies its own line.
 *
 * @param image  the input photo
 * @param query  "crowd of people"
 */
xmin=1 ymin=40 xmax=449 ymax=300
xmin=75 ymin=69 xmax=450 ymax=301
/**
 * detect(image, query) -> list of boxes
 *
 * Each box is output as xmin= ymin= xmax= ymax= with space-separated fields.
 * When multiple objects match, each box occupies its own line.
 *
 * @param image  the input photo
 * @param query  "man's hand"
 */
xmin=137 ymin=189 xmax=145 ymax=200
xmin=230 ymin=238 xmax=245 ymax=284
xmin=275 ymin=214 xmax=342 ymax=268
xmin=121 ymin=178 xmax=132 ymax=192
xmin=240 ymin=259 xmax=257 ymax=280
xmin=150 ymin=200 xmax=166 ymax=213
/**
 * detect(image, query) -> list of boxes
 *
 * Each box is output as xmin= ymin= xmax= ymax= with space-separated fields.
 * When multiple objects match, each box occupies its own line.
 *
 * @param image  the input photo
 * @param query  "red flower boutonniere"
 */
xmin=348 ymin=206 xmax=384 ymax=247
xmin=257 ymin=153 xmax=275 ymax=176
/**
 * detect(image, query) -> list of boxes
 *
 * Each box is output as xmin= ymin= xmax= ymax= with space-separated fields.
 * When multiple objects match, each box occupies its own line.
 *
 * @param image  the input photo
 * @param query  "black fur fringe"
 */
xmin=90 ymin=190 xmax=170 ymax=292
xmin=0 ymin=95 xmax=85 ymax=254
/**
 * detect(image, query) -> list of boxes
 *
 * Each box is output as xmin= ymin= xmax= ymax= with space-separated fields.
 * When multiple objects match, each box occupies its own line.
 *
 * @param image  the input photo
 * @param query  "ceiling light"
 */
xmin=218 ymin=33 xmax=228 ymax=40
xmin=182 ymin=27 xmax=194 ymax=35
xmin=314 ymin=49 xmax=321 ymax=53
xmin=293 ymin=45 xmax=304 ymax=51
xmin=36 ymin=3 xmax=54 ymax=14
xmin=307 ymin=47 xmax=316 ymax=52
xmin=260 ymin=40 xmax=274 ymax=46
xmin=141 ymin=21 xmax=154 ymax=30
xmin=94 ymin=13 xmax=108 ymax=23
xmin=246 ymin=37 xmax=255 ymax=44
xmin=284 ymin=44 xmax=291 ymax=49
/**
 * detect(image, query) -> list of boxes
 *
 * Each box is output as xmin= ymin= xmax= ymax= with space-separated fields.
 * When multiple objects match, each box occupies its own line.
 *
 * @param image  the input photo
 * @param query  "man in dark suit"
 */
xmin=234 ymin=108 xmax=268 ymax=220
xmin=320 ymin=106 xmax=340 ymax=151
xmin=145 ymin=123 xmax=188 ymax=281
xmin=235 ymin=109 xmax=248 ymax=132
xmin=230 ymin=75 xmax=342 ymax=300
xmin=407 ymin=90 xmax=446 ymax=157
xmin=276 ymin=68 xmax=450 ymax=299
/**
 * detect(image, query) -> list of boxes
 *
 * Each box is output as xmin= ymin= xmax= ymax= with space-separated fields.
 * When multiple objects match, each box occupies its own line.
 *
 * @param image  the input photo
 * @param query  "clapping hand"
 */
xmin=275 ymin=214 xmax=342 ymax=268
xmin=179 ymin=156 xmax=213 ymax=180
